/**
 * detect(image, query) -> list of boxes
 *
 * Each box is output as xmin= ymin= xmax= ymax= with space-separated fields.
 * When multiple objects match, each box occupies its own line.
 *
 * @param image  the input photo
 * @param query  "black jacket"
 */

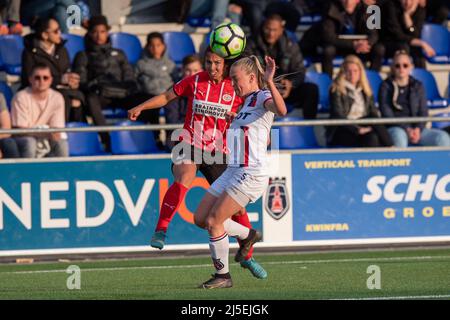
xmin=21 ymin=33 xmax=71 ymax=89
xmin=245 ymin=30 xmax=305 ymax=87
xmin=300 ymin=1 xmax=379 ymax=52
xmin=380 ymin=0 xmax=426 ymax=44
xmin=327 ymin=87 xmax=379 ymax=142
xmin=378 ymin=76 xmax=428 ymax=130
xmin=73 ymin=35 xmax=137 ymax=93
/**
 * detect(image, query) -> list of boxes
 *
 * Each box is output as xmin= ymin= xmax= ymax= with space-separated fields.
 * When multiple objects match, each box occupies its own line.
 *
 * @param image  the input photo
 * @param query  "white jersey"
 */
xmin=227 ymin=89 xmax=274 ymax=172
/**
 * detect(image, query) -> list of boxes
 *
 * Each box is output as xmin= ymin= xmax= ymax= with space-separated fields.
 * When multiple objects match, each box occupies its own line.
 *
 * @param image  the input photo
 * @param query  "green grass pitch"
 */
xmin=0 ymin=248 xmax=449 ymax=300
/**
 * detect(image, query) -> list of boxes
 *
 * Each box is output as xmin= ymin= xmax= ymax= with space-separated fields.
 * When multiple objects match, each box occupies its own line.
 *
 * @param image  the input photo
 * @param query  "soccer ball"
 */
xmin=209 ymin=22 xmax=246 ymax=59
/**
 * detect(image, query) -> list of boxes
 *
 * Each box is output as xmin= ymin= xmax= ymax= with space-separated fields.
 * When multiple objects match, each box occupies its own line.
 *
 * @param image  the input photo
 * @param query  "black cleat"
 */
xmin=234 ymin=229 xmax=262 ymax=263
xmin=199 ymin=274 xmax=233 ymax=289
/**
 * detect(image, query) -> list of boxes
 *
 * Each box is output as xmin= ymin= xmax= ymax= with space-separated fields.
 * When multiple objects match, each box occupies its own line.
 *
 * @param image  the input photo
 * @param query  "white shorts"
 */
xmin=208 ymin=166 xmax=269 ymax=207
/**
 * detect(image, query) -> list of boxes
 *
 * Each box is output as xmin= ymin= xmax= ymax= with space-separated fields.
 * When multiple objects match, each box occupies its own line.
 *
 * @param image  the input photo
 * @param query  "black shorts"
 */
xmin=171 ymin=141 xmax=228 ymax=185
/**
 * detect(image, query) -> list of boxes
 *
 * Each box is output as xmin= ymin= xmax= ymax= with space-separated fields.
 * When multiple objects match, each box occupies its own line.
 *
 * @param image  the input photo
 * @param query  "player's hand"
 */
xmin=225 ymin=111 xmax=237 ymax=123
xmin=128 ymin=106 xmax=142 ymax=121
xmin=264 ymin=56 xmax=276 ymax=84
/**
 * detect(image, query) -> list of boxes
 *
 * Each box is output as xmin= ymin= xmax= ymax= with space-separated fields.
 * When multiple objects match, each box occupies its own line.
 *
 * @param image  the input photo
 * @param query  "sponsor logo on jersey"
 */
xmin=192 ymin=99 xmax=232 ymax=119
xmin=222 ymin=93 xmax=232 ymax=102
xmin=265 ymin=177 xmax=290 ymax=220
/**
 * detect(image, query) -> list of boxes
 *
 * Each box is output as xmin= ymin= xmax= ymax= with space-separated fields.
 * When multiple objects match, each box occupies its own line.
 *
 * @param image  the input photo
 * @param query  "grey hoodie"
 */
xmin=135 ymin=50 xmax=176 ymax=96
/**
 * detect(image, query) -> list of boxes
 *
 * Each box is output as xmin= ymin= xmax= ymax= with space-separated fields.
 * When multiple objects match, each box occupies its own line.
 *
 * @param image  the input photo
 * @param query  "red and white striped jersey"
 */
xmin=227 ymin=90 xmax=274 ymax=172
xmin=172 ymin=71 xmax=243 ymax=153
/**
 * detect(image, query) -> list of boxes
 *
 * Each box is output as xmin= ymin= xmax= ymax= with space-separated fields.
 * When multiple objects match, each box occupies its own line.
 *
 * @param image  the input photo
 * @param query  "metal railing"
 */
xmin=0 ymin=116 xmax=448 ymax=135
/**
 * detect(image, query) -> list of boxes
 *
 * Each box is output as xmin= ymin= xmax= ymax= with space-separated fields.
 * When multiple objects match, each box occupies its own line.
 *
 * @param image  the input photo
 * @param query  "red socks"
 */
xmin=155 ymin=182 xmax=188 ymax=232
xmin=156 ymin=182 xmax=254 ymax=262
xmin=232 ymin=210 xmax=253 ymax=260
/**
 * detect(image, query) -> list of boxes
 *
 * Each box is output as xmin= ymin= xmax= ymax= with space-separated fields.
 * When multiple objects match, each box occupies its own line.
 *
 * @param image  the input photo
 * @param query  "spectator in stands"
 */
xmin=379 ymin=0 xmax=434 ymax=69
xmin=245 ymin=14 xmax=319 ymax=119
xmin=327 ymin=55 xmax=393 ymax=147
xmin=425 ymin=0 xmax=449 ymax=25
xmin=21 ymin=17 xmax=86 ymax=123
xmin=73 ymin=15 xmax=146 ymax=151
xmin=263 ymin=1 xmax=301 ymax=33
xmin=135 ymin=32 xmax=176 ymax=131
xmin=11 ymin=63 xmax=68 ymax=158
xmin=299 ymin=0 xmax=385 ymax=77
xmin=164 ymin=54 xmax=203 ymax=150
xmin=229 ymin=0 xmax=270 ymax=36
xmin=264 ymin=0 xmax=328 ymax=33
xmin=20 ymin=0 xmax=79 ymax=33
xmin=293 ymin=0 xmax=328 ymax=16
xmin=188 ymin=0 xmax=230 ymax=29
xmin=0 ymin=0 xmax=22 ymax=35
xmin=0 ymin=93 xmax=20 ymax=158
xmin=379 ymin=50 xmax=450 ymax=147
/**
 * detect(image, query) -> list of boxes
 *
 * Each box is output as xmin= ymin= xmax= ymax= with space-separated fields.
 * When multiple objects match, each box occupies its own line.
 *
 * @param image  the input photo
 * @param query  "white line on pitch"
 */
xmin=2 ymin=255 xmax=449 ymax=275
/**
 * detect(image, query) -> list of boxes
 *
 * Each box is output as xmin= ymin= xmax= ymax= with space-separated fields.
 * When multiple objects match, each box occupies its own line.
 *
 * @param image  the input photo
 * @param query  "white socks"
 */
xmin=223 ymin=219 xmax=250 ymax=240
xmin=209 ymin=232 xmax=229 ymax=275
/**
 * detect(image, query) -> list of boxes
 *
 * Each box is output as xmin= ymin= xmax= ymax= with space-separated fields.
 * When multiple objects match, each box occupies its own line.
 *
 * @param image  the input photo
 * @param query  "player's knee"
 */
xmin=194 ymin=214 xmax=206 ymax=228
xmin=205 ymin=215 xmax=219 ymax=231
xmin=234 ymin=208 xmax=245 ymax=216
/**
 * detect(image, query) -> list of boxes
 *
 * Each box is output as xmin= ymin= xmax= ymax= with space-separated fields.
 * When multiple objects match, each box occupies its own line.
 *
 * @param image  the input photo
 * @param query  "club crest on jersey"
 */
xmin=222 ymin=93 xmax=232 ymax=102
xmin=265 ymin=177 xmax=290 ymax=220
xmin=247 ymin=92 xmax=258 ymax=107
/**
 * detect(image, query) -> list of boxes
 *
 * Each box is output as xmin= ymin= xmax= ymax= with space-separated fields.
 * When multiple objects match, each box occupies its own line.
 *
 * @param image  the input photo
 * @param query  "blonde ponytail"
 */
xmin=231 ymin=55 xmax=267 ymax=89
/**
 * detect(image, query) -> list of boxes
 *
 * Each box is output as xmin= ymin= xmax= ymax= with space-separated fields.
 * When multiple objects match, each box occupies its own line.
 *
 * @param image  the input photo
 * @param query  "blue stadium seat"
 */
xmin=103 ymin=107 xmax=128 ymax=119
xmin=299 ymin=14 xmax=322 ymax=25
xmin=421 ymin=23 xmax=450 ymax=64
xmin=187 ymin=16 xmax=211 ymax=28
xmin=411 ymin=68 xmax=448 ymax=108
xmin=66 ymin=122 xmax=108 ymax=156
xmin=365 ymin=69 xmax=383 ymax=102
xmin=0 ymin=35 xmax=24 ymax=75
xmin=382 ymin=58 xmax=393 ymax=66
xmin=303 ymin=57 xmax=312 ymax=68
xmin=0 ymin=81 xmax=13 ymax=109
xmin=285 ymin=30 xmax=298 ymax=43
xmin=109 ymin=32 xmax=142 ymax=65
xmin=275 ymin=117 xmax=320 ymax=149
xmin=305 ymin=55 xmax=344 ymax=68
xmin=62 ymin=33 xmax=85 ymax=64
xmin=431 ymin=112 xmax=450 ymax=130
xmin=204 ymin=31 xmax=212 ymax=47
xmin=163 ymin=32 xmax=196 ymax=65
xmin=110 ymin=120 xmax=160 ymax=155
xmin=305 ymin=72 xmax=332 ymax=112
xmin=332 ymin=56 xmax=344 ymax=67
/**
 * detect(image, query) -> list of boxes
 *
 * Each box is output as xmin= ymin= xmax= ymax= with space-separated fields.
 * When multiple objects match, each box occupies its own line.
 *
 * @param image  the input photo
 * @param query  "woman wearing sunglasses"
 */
xmin=378 ymin=50 xmax=450 ymax=148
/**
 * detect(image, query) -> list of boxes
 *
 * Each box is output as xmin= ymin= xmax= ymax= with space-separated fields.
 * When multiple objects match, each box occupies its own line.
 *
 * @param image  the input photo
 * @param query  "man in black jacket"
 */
xmin=245 ymin=14 xmax=319 ymax=119
xmin=73 ymin=15 xmax=149 ymax=151
xmin=21 ymin=17 xmax=85 ymax=123
xmin=299 ymin=0 xmax=384 ymax=77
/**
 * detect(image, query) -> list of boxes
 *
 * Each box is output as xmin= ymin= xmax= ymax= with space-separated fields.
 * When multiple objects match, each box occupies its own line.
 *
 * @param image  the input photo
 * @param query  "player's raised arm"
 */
xmin=128 ymin=88 xmax=177 ymax=121
xmin=263 ymin=56 xmax=287 ymax=117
